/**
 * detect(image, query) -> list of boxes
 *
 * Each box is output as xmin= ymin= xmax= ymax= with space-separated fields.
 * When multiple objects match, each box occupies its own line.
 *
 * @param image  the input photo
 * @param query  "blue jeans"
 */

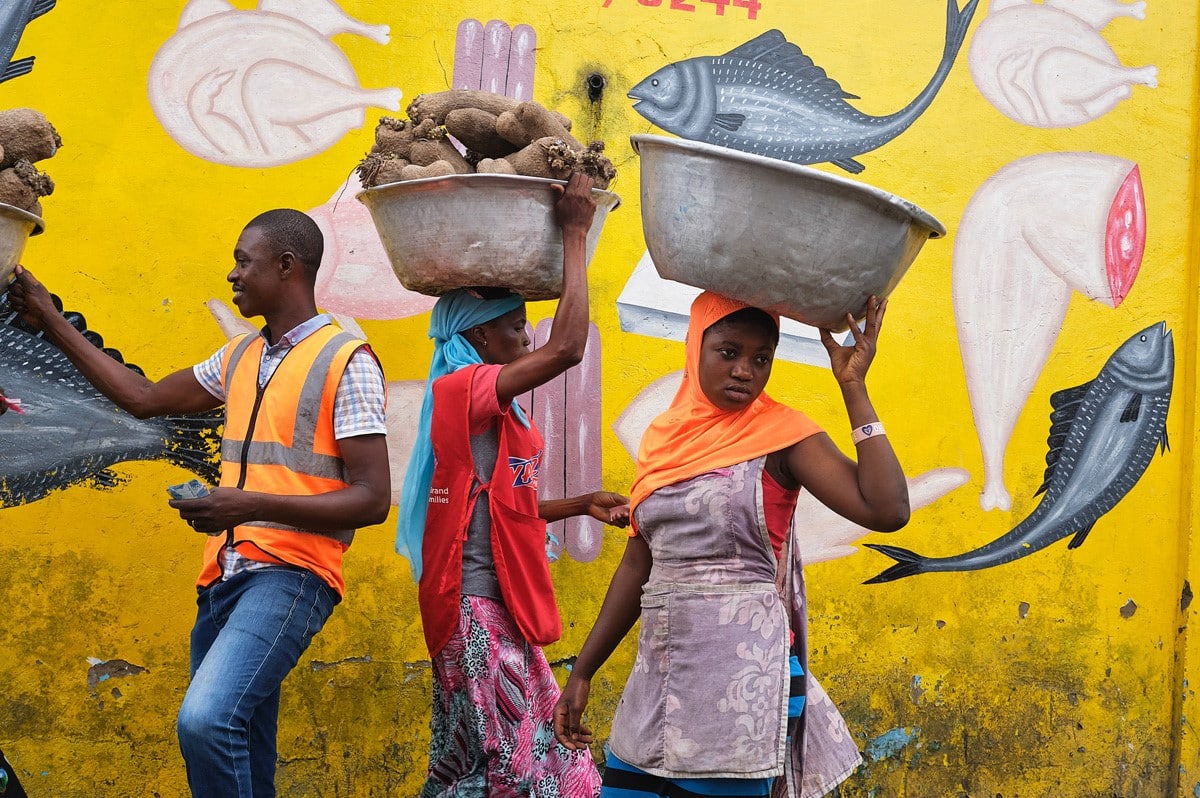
xmin=177 ymin=567 xmax=337 ymax=797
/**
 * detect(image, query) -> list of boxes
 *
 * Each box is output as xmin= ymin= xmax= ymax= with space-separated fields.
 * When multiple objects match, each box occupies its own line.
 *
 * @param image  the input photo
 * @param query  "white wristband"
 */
xmin=851 ymin=422 xmax=885 ymax=445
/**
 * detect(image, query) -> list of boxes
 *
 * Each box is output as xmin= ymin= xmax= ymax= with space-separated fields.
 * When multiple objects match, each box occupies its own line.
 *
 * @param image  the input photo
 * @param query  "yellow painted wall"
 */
xmin=1 ymin=0 xmax=1197 ymax=796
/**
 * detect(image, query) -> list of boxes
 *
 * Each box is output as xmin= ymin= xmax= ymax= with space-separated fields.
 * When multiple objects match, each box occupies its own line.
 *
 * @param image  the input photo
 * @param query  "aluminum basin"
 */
xmin=0 ymin=202 xmax=44 ymax=285
xmin=358 ymin=174 xmax=620 ymax=300
xmin=632 ymin=134 xmax=944 ymax=331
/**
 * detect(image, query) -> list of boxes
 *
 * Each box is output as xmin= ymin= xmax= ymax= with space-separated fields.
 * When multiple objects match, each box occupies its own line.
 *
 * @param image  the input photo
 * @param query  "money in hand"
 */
xmin=167 ymin=479 xmax=211 ymax=500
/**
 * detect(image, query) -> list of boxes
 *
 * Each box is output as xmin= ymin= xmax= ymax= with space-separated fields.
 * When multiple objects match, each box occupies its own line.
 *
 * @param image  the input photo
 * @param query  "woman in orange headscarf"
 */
xmin=553 ymin=290 xmax=909 ymax=797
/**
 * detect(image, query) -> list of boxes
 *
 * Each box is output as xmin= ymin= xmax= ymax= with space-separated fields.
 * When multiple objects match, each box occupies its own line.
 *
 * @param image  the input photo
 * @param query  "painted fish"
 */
xmin=628 ymin=0 xmax=978 ymax=174
xmin=865 ymin=322 xmax=1172 ymax=582
xmin=0 ymin=0 xmax=56 ymax=85
xmin=0 ymin=292 xmax=221 ymax=507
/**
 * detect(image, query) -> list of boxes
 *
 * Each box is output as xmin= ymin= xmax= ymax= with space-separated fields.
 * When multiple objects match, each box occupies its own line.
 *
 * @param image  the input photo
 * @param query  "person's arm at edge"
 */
xmin=539 ymin=491 xmax=629 ymax=526
xmin=494 ymin=172 xmax=596 ymax=406
xmin=553 ymin=532 xmax=651 ymax=750
xmin=8 ymin=265 xmax=221 ymax=417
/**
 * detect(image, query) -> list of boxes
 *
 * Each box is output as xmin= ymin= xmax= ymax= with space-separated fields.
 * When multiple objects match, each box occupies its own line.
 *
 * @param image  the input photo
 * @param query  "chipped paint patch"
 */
xmin=85 ymin=658 xmax=147 ymax=691
xmin=866 ymin=727 xmax=920 ymax=762
xmin=1121 ymin=599 xmax=1138 ymax=619
xmin=910 ymin=675 xmax=925 ymax=705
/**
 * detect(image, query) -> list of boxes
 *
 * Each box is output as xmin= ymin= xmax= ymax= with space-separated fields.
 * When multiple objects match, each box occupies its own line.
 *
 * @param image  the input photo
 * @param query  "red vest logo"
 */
xmin=508 ymin=450 xmax=543 ymax=489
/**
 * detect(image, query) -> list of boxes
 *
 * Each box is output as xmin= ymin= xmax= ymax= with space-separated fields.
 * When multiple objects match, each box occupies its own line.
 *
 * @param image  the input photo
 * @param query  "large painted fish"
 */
xmin=865 ymin=322 xmax=1173 ymax=582
xmin=628 ymin=0 xmax=978 ymax=174
xmin=0 ymin=0 xmax=56 ymax=85
xmin=0 ymin=292 xmax=221 ymax=507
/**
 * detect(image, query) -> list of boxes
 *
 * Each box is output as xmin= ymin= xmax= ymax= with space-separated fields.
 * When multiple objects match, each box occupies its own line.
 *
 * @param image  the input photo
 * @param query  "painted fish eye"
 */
xmin=651 ymin=79 xmax=659 ymax=87
xmin=1140 ymin=335 xmax=1147 ymax=342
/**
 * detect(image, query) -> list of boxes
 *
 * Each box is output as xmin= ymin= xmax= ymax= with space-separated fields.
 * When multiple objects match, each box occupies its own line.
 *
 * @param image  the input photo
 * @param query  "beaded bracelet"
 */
xmin=851 ymin=422 xmax=885 ymax=445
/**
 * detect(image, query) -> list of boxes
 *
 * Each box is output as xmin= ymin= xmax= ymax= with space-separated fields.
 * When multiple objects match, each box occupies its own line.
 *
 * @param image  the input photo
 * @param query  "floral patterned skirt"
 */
xmin=421 ymin=594 xmax=601 ymax=798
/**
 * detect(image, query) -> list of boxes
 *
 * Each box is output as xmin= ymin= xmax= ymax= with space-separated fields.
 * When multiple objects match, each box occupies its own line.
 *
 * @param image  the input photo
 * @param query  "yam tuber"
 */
xmin=407 ymin=130 xmax=472 ymax=173
xmin=0 ymin=159 xmax=53 ymax=213
xmin=407 ymin=90 xmax=521 ymax=125
xmin=357 ymin=151 xmax=412 ymax=187
xmin=444 ymin=108 xmax=516 ymax=158
xmin=374 ymin=117 xmax=439 ymax=160
xmin=399 ymin=161 xmax=457 ymax=181
xmin=360 ymin=92 xmax=616 ymax=187
xmin=496 ymin=102 xmax=581 ymax=150
xmin=503 ymin=137 xmax=574 ymax=181
xmin=575 ymin=141 xmax=617 ymax=190
xmin=0 ymin=109 xmax=61 ymax=168
xmin=475 ymin=157 xmax=517 ymax=175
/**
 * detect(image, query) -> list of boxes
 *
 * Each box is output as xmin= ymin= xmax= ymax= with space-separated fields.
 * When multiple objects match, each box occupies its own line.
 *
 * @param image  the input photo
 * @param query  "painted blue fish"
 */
xmin=865 ymin=322 xmax=1173 ymax=582
xmin=0 ymin=0 xmax=56 ymax=85
xmin=628 ymin=0 xmax=978 ymax=174
xmin=0 ymin=292 xmax=220 ymax=507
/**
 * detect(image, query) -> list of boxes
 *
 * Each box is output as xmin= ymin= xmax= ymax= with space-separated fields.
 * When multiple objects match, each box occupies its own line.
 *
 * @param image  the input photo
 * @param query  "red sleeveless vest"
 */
xmin=419 ymin=365 xmax=562 ymax=657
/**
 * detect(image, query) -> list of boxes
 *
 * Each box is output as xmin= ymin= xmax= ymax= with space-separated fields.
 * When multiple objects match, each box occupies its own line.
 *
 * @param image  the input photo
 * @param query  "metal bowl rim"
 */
xmin=631 ymin=133 xmax=945 ymax=239
xmin=356 ymin=172 xmax=621 ymax=211
xmin=0 ymin=201 xmax=45 ymax=236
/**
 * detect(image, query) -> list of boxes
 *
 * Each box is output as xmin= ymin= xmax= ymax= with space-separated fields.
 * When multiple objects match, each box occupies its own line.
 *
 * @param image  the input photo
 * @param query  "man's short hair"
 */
xmin=244 ymin=209 xmax=324 ymax=273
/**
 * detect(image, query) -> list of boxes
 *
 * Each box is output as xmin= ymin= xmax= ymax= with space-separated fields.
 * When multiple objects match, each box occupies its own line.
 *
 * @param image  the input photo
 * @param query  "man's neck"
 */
xmin=259 ymin=304 xmax=320 ymax=346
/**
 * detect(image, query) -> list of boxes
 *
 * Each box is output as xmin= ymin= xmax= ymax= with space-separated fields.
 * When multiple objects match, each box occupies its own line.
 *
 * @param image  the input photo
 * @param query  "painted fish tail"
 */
xmin=162 ymin=410 xmax=223 ymax=485
xmin=944 ymin=0 xmax=980 ymax=61
xmin=863 ymin=543 xmax=928 ymax=583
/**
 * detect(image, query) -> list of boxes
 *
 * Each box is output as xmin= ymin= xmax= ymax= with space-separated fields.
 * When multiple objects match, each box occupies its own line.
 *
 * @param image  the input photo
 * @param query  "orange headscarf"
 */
xmin=629 ymin=291 xmax=823 ymax=518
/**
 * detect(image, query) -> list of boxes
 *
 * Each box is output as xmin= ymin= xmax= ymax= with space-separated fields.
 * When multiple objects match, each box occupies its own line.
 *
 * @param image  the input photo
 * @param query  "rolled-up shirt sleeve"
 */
xmin=333 ymin=348 xmax=388 ymax=439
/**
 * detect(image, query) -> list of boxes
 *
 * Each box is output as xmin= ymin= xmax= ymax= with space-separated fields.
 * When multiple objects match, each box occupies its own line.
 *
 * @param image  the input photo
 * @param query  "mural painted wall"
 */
xmin=1 ymin=0 xmax=1199 ymax=795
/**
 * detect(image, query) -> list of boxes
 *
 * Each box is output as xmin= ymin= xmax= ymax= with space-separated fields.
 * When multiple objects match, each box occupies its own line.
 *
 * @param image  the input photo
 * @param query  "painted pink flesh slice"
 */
xmin=1104 ymin=164 xmax=1145 ymax=307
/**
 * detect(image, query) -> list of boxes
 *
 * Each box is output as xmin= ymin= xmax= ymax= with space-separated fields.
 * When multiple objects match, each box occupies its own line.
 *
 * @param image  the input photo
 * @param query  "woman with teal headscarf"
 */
xmin=399 ymin=173 xmax=629 ymax=797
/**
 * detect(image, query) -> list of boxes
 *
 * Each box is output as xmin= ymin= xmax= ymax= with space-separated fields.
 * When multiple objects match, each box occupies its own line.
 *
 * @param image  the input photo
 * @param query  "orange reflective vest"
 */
xmin=197 ymin=325 xmax=370 ymax=597
xmin=420 ymin=365 xmax=560 ymax=657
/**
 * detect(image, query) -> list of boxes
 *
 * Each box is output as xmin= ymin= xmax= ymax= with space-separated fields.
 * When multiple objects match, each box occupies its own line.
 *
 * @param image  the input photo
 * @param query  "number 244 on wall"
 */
xmin=603 ymin=0 xmax=761 ymax=20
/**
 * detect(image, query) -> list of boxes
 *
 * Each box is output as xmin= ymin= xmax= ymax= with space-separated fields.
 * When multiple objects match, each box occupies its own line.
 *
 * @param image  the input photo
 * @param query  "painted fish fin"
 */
xmin=1160 ymin=426 xmax=1170 ymax=455
xmin=31 ymin=0 xmax=57 ymax=20
xmin=88 ymin=469 xmax=124 ymax=490
xmin=162 ymin=410 xmax=223 ymax=485
xmin=1066 ymin=522 xmax=1096 ymax=550
xmin=1042 ymin=382 xmax=1091 ymax=489
xmin=831 ymin=158 xmax=865 ymax=174
xmin=1 ymin=57 xmax=35 ymax=84
xmin=862 ymin=543 xmax=927 ymax=583
xmin=1119 ymin=392 xmax=1142 ymax=423
xmin=723 ymin=29 xmax=859 ymax=100
xmin=713 ymin=113 xmax=745 ymax=132
xmin=723 ymin=29 xmax=789 ymax=60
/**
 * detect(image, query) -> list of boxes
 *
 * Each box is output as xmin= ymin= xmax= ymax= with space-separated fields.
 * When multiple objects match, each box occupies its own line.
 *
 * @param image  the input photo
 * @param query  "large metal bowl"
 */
xmin=0 ymin=202 xmax=44 ymax=285
xmin=632 ymin=134 xmax=945 ymax=331
xmin=357 ymin=174 xmax=620 ymax=300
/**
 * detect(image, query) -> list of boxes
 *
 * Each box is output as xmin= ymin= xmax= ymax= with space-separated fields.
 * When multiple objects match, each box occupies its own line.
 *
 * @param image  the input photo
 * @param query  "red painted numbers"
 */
xmin=603 ymin=0 xmax=759 ymax=19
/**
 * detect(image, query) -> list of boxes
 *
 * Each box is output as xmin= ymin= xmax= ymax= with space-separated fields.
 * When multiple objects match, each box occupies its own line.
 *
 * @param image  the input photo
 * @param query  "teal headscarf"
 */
xmin=396 ymin=288 xmax=528 ymax=580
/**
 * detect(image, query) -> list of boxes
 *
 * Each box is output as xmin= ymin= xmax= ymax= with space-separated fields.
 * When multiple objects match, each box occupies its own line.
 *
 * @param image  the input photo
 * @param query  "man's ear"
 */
xmin=278 ymin=250 xmax=297 ymax=279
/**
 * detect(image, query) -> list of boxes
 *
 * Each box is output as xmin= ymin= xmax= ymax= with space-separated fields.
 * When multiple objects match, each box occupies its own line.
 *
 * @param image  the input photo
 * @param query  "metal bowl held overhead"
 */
xmin=632 ymin=134 xmax=945 ymax=331
xmin=357 ymin=174 xmax=620 ymax=301
xmin=0 ymin=202 xmax=44 ymax=286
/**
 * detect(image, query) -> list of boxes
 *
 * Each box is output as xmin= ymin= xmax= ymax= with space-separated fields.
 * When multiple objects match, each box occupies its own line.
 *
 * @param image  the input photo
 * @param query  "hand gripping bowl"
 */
xmin=358 ymin=174 xmax=621 ymax=300
xmin=632 ymin=134 xmax=945 ymax=332
xmin=0 ymin=202 xmax=44 ymax=286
